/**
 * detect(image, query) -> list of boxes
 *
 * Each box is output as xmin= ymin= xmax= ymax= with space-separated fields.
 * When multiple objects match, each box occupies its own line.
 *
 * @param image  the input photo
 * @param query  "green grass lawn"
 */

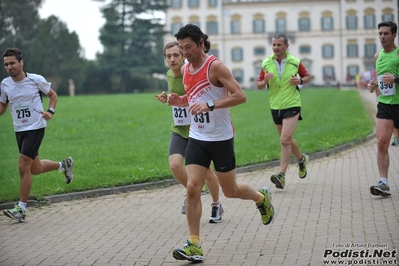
xmin=0 ymin=88 xmax=374 ymax=203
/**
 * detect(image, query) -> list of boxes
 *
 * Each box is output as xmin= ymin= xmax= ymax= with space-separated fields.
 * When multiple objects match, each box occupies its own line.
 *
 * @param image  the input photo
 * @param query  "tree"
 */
xmin=28 ymin=16 xmax=86 ymax=94
xmin=94 ymin=0 xmax=168 ymax=93
xmin=0 ymin=0 xmax=87 ymax=95
xmin=0 ymin=0 xmax=43 ymax=78
xmin=81 ymin=60 xmax=112 ymax=94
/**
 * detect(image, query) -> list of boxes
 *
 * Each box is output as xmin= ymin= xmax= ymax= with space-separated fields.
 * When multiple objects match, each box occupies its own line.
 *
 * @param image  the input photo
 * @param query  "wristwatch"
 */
xmin=395 ymin=76 xmax=399 ymax=84
xmin=47 ymin=107 xmax=55 ymax=115
xmin=300 ymin=78 xmax=304 ymax=85
xmin=206 ymin=100 xmax=215 ymax=111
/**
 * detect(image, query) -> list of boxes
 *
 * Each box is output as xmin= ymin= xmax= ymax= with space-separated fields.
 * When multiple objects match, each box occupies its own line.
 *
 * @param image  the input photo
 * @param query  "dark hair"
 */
xmin=2 ymin=48 xmax=23 ymax=62
xmin=203 ymin=35 xmax=210 ymax=53
xmin=377 ymin=21 xmax=398 ymax=35
xmin=174 ymin=24 xmax=211 ymax=53
xmin=163 ymin=41 xmax=181 ymax=57
xmin=273 ymin=34 xmax=288 ymax=44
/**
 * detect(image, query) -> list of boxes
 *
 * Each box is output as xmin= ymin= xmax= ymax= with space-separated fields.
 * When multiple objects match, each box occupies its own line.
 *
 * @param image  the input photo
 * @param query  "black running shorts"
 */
xmin=376 ymin=102 xmax=399 ymax=129
xmin=169 ymin=132 xmax=188 ymax=156
xmin=271 ymin=107 xmax=302 ymax=125
xmin=185 ymin=137 xmax=235 ymax=173
xmin=15 ymin=128 xmax=45 ymax=160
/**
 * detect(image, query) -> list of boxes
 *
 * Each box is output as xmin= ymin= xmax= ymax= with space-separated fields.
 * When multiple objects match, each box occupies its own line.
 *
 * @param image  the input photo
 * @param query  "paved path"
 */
xmin=1 ymin=89 xmax=398 ymax=266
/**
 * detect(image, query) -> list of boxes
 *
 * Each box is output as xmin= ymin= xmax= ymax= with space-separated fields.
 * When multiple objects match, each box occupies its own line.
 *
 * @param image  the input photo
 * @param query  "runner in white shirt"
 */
xmin=0 ymin=48 xmax=74 ymax=222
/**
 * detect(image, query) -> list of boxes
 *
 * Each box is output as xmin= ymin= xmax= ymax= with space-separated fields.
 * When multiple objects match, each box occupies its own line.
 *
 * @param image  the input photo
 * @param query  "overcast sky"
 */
xmin=39 ymin=0 xmax=106 ymax=60
xmin=39 ymin=0 xmax=166 ymax=60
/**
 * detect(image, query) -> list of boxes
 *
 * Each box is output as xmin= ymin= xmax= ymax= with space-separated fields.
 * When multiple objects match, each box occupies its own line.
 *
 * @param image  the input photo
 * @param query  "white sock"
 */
xmin=58 ymin=162 xmax=64 ymax=171
xmin=18 ymin=202 xmax=27 ymax=211
xmin=380 ymin=177 xmax=388 ymax=185
xmin=211 ymin=201 xmax=220 ymax=207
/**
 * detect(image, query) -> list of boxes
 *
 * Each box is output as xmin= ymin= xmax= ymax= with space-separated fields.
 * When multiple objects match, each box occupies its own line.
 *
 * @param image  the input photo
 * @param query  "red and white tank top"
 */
xmin=183 ymin=55 xmax=234 ymax=141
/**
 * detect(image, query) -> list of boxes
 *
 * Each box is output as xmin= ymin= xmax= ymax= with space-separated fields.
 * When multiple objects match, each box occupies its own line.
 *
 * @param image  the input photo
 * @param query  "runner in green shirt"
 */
xmin=256 ymin=34 xmax=311 ymax=190
xmin=367 ymin=21 xmax=399 ymax=197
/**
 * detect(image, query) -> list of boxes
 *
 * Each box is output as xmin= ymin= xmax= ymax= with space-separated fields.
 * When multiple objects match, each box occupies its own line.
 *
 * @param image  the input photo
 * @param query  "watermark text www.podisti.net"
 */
xmin=322 ymin=243 xmax=397 ymax=265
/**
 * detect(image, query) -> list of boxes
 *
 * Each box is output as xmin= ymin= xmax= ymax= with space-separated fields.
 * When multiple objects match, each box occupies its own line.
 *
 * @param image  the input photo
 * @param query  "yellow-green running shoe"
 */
xmin=298 ymin=154 xmax=309 ymax=179
xmin=172 ymin=240 xmax=203 ymax=262
xmin=270 ymin=172 xmax=285 ymax=189
xmin=370 ymin=180 xmax=391 ymax=197
xmin=3 ymin=204 xmax=26 ymax=222
xmin=256 ymin=187 xmax=275 ymax=225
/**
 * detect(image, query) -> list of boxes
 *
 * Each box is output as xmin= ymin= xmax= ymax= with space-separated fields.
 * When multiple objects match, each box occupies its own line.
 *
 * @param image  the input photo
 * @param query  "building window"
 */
xmin=323 ymin=66 xmax=335 ymax=82
xmin=347 ymin=65 xmax=359 ymax=81
xmin=347 ymin=44 xmax=358 ymax=57
xmin=382 ymin=14 xmax=394 ymax=21
xmin=298 ymin=18 xmax=310 ymax=31
xmin=171 ymin=22 xmax=183 ymax=34
xmin=346 ymin=15 xmax=358 ymax=30
xmin=232 ymin=48 xmax=243 ymax=62
xmin=365 ymin=44 xmax=376 ymax=58
xmin=208 ymin=0 xmax=217 ymax=7
xmin=253 ymin=19 xmax=265 ymax=33
xmin=171 ymin=0 xmax=182 ymax=8
xmin=321 ymin=17 xmax=334 ymax=31
xmin=364 ymin=15 xmax=375 ymax=29
xmin=188 ymin=0 xmax=199 ymax=8
xmin=231 ymin=20 xmax=240 ymax=34
xmin=209 ymin=49 xmax=219 ymax=57
xmin=322 ymin=45 xmax=334 ymax=58
xmin=206 ymin=21 xmax=218 ymax=35
xmin=232 ymin=69 xmax=244 ymax=83
xmin=190 ymin=21 xmax=200 ymax=28
xmin=276 ymin=18 xmax=286 ymax=33
xmin=254 ymin=47 xmax=265 ymax=55
xmin=299 ymin=45 xmax=311 ymax=54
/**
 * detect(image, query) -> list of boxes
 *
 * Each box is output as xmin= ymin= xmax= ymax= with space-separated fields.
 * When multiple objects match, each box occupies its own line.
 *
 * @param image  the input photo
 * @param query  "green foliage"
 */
xmin=28 ymin=16 xmax=86 ymax=95
xmin=0 ymin=1 xmax=87 ymax=95
xmin=0 ymin=0 xmax=43 ymax=44
xmin=81 ymin=61 xmax=113 ymax=94
xmin=95 ymin=0 xmax=168 ymax=92
xmin=0 ymin=0 xmax=43 ymax=78
xmin=0 ymin=0 xmax=168 ymax=94
xmin=0 ymin=89 xmax=374 ymax=203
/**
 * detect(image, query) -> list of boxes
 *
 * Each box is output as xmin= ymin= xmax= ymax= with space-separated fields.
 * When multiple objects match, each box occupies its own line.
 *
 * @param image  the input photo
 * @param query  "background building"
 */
xmin=164 ymin=0 xmax=398 ymax=88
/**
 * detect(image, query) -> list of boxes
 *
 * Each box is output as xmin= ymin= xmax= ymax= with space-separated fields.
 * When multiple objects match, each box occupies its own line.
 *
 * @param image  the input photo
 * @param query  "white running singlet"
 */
xmin=183 ymin=55 xmax=234 ymax=141
xmin=0 ymin=73 xmax=51 ymax=132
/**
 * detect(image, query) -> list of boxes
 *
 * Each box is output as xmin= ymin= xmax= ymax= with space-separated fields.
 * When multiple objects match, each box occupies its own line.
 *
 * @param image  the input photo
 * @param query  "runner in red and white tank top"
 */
xmin=184 ymin=55 xmax=233 ymax=141
xmin=170 ymin=25 xmax=274 ymax=263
